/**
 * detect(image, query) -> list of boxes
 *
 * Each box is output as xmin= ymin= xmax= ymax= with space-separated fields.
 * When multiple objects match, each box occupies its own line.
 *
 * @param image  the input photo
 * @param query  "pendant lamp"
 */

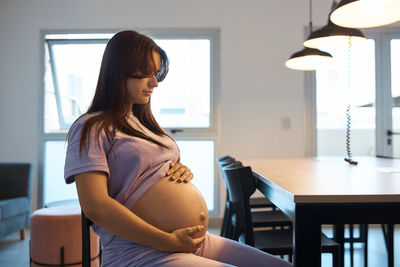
xmin=303 ymin=18 xmax=367 ymax=51
xmin=303 ymin=1 xmax=367 ymax=52
xmin=285 ymin=47 xmax=333 ymax=71
xmin=285 ymin=0 xmax=333 ymax=71
xmin=330 ymin=0 xmax=400 ymax=28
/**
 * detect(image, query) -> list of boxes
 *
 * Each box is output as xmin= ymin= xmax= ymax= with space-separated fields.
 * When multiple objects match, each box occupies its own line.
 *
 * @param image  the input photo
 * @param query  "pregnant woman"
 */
xmin=64 ymin=30 xmax=291 ymax=267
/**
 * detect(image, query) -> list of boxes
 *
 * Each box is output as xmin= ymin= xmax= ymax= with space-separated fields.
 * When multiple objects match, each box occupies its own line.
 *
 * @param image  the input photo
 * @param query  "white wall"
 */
xmin=0 ymin=0 xmax=337 ymax=213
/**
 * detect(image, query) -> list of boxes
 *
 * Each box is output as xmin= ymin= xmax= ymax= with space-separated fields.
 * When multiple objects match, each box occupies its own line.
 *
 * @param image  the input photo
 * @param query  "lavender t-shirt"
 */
xmin=64 ymin=112 xmax=180 ymax=244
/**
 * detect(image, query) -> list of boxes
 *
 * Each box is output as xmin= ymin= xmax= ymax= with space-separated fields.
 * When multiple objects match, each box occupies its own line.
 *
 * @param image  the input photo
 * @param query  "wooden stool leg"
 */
xmin=20 ymin=229 xmax=26 ymax=240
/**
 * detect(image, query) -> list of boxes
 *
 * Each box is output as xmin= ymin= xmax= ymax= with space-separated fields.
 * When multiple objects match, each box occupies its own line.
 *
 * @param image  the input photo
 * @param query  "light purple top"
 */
xmin=64 ymin=112 xmax=180 ymax=245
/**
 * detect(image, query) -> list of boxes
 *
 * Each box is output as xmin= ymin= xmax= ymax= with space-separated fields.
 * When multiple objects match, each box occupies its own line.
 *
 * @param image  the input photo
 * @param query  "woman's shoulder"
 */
xmin=68 ymin=112 xmax=104 ymax=135
xmin=72 ymin=112 xmax=103 ymax=126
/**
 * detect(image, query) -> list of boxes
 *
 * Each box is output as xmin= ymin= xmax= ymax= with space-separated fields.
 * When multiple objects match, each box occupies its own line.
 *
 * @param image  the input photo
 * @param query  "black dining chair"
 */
xmin=222 ymin=164 xmax=341 ymax=266
xmin=218 ymin=158 xmax=291 ymax=240
xmin=218 ymin=156 xmax=275 ymax=209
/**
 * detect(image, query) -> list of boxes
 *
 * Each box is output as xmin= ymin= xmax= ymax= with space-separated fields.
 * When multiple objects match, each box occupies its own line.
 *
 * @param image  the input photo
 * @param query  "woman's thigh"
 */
xmin=151 ymin=253 xmax=236 ymax=267
xmin=195 ymin=233 xmax=292 ymax=267
xmin=102 ymin=239 xmax=235 ymax=267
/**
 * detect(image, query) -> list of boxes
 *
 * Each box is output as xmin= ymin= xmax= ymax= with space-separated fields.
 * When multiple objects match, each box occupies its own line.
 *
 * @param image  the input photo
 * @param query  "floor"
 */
xmin=0 ymin=225 xmax=398 ymax=267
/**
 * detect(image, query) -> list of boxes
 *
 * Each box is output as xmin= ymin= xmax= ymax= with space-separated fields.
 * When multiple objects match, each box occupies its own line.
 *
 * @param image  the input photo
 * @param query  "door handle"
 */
xmin=387 ymin=130 xmax=400 ymax=136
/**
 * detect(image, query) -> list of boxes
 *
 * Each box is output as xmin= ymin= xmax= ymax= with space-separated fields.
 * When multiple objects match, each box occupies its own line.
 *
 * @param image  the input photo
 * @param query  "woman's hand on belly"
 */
xmin=166 ymin=162 xmax=193 ymax=183
xmin=160 ymin=225 xmax=206 ymax=253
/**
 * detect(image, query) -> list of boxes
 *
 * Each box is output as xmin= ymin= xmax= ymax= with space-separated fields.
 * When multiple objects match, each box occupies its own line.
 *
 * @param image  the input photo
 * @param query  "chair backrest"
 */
xmin=217 ymin=158 xmax=236 ymax=180
xmin=81 ymin=211 xmax=93 ymax=267
xmin=222 ymin=164 xmax=257 ymax=246
xmin=0 ymin=162 xmax=33 ymax=200
xmin=220 ymin=161 xmax=243 ymax=199
xmin=217 ymin=155 xmax=234 ymax=162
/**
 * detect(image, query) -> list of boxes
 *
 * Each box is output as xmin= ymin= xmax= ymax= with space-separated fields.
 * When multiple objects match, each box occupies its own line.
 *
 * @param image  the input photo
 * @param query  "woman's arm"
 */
xmin=75 ymin=171 xmax=205 ymax=252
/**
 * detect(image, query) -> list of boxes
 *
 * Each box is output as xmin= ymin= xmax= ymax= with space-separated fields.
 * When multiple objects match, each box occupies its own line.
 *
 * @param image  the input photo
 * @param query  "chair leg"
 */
xmin=381 ymin=224 xmax=394 ymax=267
xmin=332 ymin=249 xmax=340 ymax=267
xmin=225 ymin=202 xmax=238 ymax=240
xmin=387 ymin=224 xmax=394 ymax=267
xmin=349 ymin=224 xmax=354 ymax=267
xmin=20 ymin=229 xmax=26 ymax=240
xmin=334 ymin=224 xmax=345 ymax=267
xmin=362 ymin=224 xmax=368 ymax=267
xmin=226 ymin=216 xmax=235 ymax=240
xmin=221 ymin=202 xmax=230 ymax=237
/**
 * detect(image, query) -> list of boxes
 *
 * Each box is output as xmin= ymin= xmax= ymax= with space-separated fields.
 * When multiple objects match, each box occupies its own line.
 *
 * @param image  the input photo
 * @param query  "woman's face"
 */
xmin=125 ymin=51 xmax=161 ymax=106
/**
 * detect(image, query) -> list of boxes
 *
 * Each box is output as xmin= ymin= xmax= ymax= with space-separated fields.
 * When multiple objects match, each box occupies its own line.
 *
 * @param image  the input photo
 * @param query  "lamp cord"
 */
xmin=309 ymin=0 xmax=313 ymax=33
xmin=345 ymin=36 xmax=358 ymax=165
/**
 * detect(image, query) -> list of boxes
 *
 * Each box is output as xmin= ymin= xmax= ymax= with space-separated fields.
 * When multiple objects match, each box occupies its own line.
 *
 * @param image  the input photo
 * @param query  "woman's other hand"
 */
xmin=166 ymin=162 xmax=193 ymax=183
xmin=161 ymin=225 xmax=205 ymax=253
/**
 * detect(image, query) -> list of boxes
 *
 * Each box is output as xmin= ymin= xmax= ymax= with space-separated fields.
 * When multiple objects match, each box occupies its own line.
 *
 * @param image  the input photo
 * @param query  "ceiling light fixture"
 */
xmin=330 ymin=0 xmax=400 ymax=29
xmin=285 ymin=0 xmax=333 ymax=71
xmin=285 ymin=48 xmax=333 ymax=71
xmin=303 ymin=1 xmax=368 ymax=52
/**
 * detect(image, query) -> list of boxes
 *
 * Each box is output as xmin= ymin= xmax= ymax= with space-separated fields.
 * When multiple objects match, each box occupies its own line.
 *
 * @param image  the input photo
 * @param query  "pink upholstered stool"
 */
xmin=30 ymin=204 xmax=100 ymax=267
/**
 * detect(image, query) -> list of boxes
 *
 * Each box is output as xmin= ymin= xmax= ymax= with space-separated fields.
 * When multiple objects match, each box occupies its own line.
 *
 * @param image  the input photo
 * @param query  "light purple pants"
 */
xmin=101 ymin=232 xmax=292 ymax=267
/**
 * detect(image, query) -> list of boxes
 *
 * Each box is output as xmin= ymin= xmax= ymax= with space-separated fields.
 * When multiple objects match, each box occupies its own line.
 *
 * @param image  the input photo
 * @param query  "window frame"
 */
xmin=38 ymin=29 xmax=221 ymax=218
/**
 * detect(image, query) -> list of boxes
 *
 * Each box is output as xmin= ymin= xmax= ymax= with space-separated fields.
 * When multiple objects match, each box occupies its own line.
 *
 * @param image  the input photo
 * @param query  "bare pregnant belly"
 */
xmin=130 ymin=177 xmax=209 ymax=238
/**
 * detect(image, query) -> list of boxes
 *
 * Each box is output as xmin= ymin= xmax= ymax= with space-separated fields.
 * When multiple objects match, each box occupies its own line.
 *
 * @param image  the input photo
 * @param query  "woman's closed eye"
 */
xmin=129 ymin=72 xmax=147 ymax=79
xmin=129 ymin=69 xmax=160 ymax=80
xmin=128 ymin=70 xmax=160 ymax=79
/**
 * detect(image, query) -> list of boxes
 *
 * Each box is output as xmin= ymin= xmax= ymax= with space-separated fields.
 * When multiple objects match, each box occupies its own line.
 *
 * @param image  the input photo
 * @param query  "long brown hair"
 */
xmin=69 ymin=30 xmax=170 ymax=154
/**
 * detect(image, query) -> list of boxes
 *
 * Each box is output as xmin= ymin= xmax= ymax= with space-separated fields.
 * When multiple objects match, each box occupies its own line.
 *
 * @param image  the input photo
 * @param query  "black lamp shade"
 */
xmin=303 ymin=18 xmax=367 ymax=51
xmin=331 ymin=0 xmax=400 ymax=28
xmin=285 ymin=47 xmax=333 ymax=71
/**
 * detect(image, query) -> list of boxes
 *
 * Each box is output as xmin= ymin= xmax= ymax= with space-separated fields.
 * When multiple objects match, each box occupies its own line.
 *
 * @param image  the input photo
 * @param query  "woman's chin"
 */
xmin=139 ymin=97 xmax=150 ymax=104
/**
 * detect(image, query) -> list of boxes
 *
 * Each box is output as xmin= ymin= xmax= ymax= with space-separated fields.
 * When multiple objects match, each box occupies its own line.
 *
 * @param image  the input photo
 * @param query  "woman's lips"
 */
xmin=143 ymin=90 xmax=152 ymax=96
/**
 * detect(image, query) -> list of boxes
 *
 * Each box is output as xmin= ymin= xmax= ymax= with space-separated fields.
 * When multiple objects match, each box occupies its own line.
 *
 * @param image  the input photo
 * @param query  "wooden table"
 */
xmin=241 ymin=156 xmax=400 ymax=267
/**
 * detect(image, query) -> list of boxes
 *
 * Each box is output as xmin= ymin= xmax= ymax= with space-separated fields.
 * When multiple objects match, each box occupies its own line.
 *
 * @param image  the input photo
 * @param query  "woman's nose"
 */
xmin=150 ymin=74 xmax=158 ymax=88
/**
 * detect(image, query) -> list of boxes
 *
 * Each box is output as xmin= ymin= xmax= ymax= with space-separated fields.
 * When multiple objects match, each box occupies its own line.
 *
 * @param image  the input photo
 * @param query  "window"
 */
xmin=307 ymin=28 xmax=400 ymax=158
xmin=316 ymin=39 xmax=376 ymax=156
xmin=40 ymin=30 xmax=220 ymax=215
xmin=151 ymin=39 xmax=211 ymax=128
xmin=44 ymin=39 xmax=108 ymax=132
